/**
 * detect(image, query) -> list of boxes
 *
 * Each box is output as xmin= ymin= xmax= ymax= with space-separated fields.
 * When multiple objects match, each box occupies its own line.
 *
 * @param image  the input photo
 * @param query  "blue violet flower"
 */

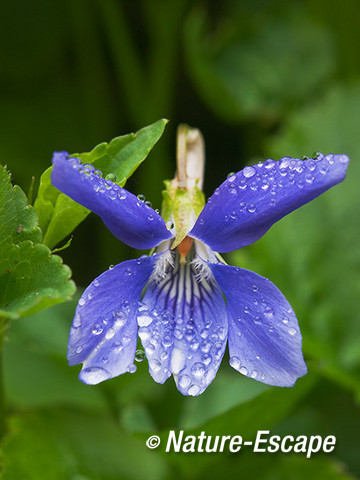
xmin=51 ymin=126 xmax=349 ymax=396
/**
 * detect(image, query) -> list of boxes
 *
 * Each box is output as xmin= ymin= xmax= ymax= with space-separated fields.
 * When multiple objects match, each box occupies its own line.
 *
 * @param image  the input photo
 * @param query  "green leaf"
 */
xmin=0 ymin=166 xmax=75 ymax=323
xmin=1 ymin=409 xmax=170 ymax=480
xmin=34 ymin=118 xmax=168 ymax=249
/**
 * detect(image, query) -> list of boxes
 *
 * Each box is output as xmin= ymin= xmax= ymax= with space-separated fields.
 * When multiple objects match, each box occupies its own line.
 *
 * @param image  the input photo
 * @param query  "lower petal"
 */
xmin=140 ymin=255 xmax=228 ymax=396
xmin=210 ymin=262 xmax=307 ymax=387
xmin=68 ymin=254 xmax=158 ymax=384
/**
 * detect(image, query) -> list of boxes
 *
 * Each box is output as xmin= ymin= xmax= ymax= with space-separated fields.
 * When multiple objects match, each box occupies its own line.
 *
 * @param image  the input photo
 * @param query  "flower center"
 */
xmin=177 ymin=235 xmax=194 ymax=258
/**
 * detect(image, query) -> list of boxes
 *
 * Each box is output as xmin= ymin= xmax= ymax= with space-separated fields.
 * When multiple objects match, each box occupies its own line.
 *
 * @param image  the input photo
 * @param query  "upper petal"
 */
xmin=209 ymin=262 xmax=307 ymax=387
xmin=190 ymin=153 xmax=349 ymax=252
xmin=139 ymin=254 xmax=228 ymax=396
xmin=68 ymin=254 xmax=158 ymax=384
xmin=51 ymin=152 xmax=173 ymax=249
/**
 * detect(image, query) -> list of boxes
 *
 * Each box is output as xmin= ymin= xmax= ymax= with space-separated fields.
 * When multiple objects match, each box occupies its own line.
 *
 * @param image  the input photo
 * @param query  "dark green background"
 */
xmin=1 ymin=0 xmax=359 ymax=478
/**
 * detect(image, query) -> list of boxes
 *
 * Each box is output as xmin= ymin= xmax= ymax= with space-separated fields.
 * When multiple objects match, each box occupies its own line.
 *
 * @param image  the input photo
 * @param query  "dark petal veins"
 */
xmin=210 ymin=262 xmax=307 ymax=387
xmin=139 ymin=254 xmax=228 ymax=396
xmin=190 ymin=153 xmax=349 ymax=252
xmin=51 ymin=152 xmax=173 ymax=249
xmin=68 ymin=254 xmax=159 ymax=384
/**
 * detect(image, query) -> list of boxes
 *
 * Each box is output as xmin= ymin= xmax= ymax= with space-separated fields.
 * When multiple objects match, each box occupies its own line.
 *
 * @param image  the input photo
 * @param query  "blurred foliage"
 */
xmin=1 ymin=0 xmax=360 ymax=479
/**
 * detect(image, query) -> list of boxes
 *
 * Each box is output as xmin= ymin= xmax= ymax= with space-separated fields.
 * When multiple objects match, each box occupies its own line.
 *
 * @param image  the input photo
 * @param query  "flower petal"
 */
xmin=68 ymin=254 xmax=158 ymax=384
xmin=209 ymin=262 xmax=307 ymax=387
xmin=51 ymin=152 xmax=173 ymax=249
xmin=139 ymin=254 xmax=228 ymax=396
xmin=190 ymin=153 xmax=349 ymax=252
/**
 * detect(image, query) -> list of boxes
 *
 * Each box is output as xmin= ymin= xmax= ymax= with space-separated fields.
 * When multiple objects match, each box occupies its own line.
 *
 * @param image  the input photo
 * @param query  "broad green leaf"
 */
xmin=184 ymin=5 xmax=334 ymax=123
xmin=34 ymin=118 xmax=168 ymax=249
xmin=0 ymin=167 xmax=75 ymax=323
xmin=0 ymin=409 xmax=169 ymax=480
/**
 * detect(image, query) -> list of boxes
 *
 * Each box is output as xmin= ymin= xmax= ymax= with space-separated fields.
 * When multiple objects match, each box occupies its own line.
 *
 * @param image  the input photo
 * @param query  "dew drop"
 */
xmin=150 ymin=359 xmax=162 ymax=372
xmin=118 ymin=190 xmax=127 ymax=200
xmin=179 ymin=374 xmax=191 ymax=388
xmin=243 ymin=166 xmax=256 ymax=178
xmin=105 ymin=172 xmax=117 ymax=182
xmin=252 ymin=284 xmax=259 ymax=292
xmin=137 ymin=194 xmax=145 ymax=202
xmin=113 ymin=341 xmax=123 ymax=352
xmin=247 ymin=204 xmax=256 ymax=213
xmin=80 ymin=367 xmax=111 ymax=384
xmin=229 ymin=356 xmax=241 ymax=369
xmin=201 ymin=353 xmax=212 ymax=366
xmin=188 ymin=385 xmax=201 ymax=396
xmin=239 ymin=366 xmax=248 ymax=376
xmin=109 ymin=189 xmax=117 ymax=200
xmin=92 ymin=323 xmax=103 ymax=335
xmin=128 ymin=364 xmax=137 ymax=373
xmin=305 ymin=173 xmax=314 ymax=184
xmin=162 ymin=335 xmax=173 ymax=348
xmin=105 ymin=328 xmax=115 ymax=340
xmin=288 ymin=327 xmax=297 ymax=336
xmin=79 ymin=297 xmax=86 ymax=306
xmin=251 ymin=370 xmax=258 ymax=379
xmin=319 ymin=163 xmax=329 ymax=174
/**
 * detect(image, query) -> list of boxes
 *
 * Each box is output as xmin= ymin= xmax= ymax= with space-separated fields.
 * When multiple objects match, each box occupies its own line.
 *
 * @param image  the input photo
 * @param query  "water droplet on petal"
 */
xmin=188 ymin=385 xmax=201 ymax=396
xmin=243 ymin=166 xmax=256 ymax=178
xmin=149 ymin=359 xmax=162 ymax=372
xmin=79 ymin=297 xmax=86 ymax=306
xmin=239 ymin=366 xmax=248 ymax=376
xmin=138 ymin=313 xmax=153 ymax=327
xmin=179 ymin=374 xmax=191 ymax=388
xmin=288 ymin=327 xmax=297 ymax=336
xmin=105 ymin=172 xmax=117 ymax=182
xmin=80 ymin=367 xmax=111 ymax=384
xmin=229 ymin=356 xmax=241 ymax=369
xmin=92 ymin=323 xmax=103 ymax=335
xmin=191 ymin=362 xmax=206 ymax=378
xmin=251 ymin=370 xmax=258 ymax=378
xmin=128 ymin=364 xmax=137 ymax=373
xmin=105 ymin=328 xmax=115 ymax=339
